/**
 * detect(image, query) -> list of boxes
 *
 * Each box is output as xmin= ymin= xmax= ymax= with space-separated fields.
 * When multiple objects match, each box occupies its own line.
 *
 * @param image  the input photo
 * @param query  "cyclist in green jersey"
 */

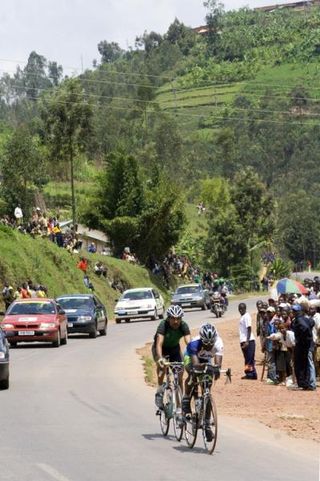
xmin=152 ymin=305 xmax=191 ymax=408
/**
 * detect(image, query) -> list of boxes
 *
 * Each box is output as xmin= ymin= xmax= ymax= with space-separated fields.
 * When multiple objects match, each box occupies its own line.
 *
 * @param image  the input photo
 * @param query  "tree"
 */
xmin=40 ymin=78 xmax=93 ymax=224
xmin=97 ymin=41 xmax=124 ymax=63
xmin=204 ymin=0 xmax=224 ymax=56
xmin=0 ymin=127 xmax=44 ymax=215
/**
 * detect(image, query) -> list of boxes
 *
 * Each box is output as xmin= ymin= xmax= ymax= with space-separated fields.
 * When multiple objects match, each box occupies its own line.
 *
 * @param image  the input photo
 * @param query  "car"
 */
xmin=114 ymin=288 xmax=165 ymax=323
xmin=56 ymin=294 xmax=108 ymax=338
xmin=171 ymin=284 xmax=211 ymax=310
xmin=1 ymin=298 xmax=68 ymax=347
xmin=0 ymin=328 xmax=9 ymax=389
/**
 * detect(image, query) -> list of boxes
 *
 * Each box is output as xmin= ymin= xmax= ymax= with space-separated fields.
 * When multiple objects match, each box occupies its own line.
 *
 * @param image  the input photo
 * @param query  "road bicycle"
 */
xmin=156 ymin=361 xmax=185 ymax=441
xmin=184 ymin=366 xmax=232 ymax=454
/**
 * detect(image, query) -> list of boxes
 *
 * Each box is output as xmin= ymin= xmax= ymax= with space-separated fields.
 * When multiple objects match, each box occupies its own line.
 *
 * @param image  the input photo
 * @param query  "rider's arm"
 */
xmin=190 ymin=353 xmax=202 ymax=368
xmin=155 ymin=334 xmax=164 ymax=360
xmin=183 ymin=334 xmax=191 ymax=346
xmin=214 ymin=354 xmax=222 ymax=368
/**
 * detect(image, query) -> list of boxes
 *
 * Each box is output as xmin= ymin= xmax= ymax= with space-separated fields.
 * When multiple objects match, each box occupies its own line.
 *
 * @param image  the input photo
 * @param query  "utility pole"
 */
xmin=69 ymin=138 xmax=76 ymax=226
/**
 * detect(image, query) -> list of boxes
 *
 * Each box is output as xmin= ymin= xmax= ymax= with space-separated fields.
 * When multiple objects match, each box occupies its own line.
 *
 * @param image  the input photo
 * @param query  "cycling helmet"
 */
xmin=199 ymin=323 xmax=217 ymax=345
xmin=166 ymin=305 xmax=184 ymax=319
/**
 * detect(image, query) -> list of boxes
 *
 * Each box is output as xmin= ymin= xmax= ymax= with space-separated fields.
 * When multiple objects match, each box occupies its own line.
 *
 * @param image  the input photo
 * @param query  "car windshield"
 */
xmin=176 ymin=286 xmax=201 ymax=295
xmin=7 ymin=302 xmax=56 ymax=315
xmin=57 ymin=297 xmax=93 ymax=309
xmin=121 ymin=291 xmax=152 ymax=301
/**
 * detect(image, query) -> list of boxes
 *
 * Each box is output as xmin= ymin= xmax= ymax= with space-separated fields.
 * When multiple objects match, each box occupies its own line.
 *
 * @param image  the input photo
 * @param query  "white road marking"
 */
xmin=36 ymin=463 xmax=72 ymax=481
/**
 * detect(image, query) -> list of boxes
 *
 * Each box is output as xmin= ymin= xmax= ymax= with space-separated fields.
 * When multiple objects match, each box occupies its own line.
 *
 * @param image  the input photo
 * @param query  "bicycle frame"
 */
xmin=185 ymin=367 xmax=231 ymax=453
xmin=158 ymin=361 xmax=184 ymax=440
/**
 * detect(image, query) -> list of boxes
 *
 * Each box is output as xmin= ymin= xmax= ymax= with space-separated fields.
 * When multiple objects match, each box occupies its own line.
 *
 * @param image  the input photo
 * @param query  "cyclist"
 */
xmin=152 ymin=305 xmax=191 ymax=408
xmin=182 ymin=323 xmax=224 ymax=440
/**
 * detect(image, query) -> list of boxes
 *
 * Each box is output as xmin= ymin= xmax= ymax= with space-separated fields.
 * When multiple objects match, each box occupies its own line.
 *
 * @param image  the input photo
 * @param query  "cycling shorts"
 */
xmin=152 ymin=343 xmax=182 ymax=363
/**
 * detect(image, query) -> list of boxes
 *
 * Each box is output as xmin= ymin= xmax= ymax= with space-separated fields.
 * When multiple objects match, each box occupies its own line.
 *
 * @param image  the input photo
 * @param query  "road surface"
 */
xmin=0 ymin=296 xmax=318 ymax=481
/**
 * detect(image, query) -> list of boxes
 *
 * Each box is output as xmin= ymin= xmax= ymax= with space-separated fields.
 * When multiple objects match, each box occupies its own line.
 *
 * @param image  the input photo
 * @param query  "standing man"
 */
xmin=238 ymin=303 xmax=257 ymax=380
xmin=14 ymin=204 xmax=23 ymax=226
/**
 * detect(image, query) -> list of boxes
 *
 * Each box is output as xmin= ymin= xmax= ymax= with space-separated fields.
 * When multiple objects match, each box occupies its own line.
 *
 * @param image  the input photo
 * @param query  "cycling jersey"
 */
xmin=154 ymin=319 xmax=190 ymax=349
xmin=184 ymin=335 xmax=224 ymax=366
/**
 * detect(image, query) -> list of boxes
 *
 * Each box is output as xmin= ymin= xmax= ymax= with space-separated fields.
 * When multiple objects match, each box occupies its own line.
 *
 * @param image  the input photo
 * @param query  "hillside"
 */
xmin=0 ymin=225 xmax=168 ymax=316
xmin=1 ymin=4 xmax=320 ymax=276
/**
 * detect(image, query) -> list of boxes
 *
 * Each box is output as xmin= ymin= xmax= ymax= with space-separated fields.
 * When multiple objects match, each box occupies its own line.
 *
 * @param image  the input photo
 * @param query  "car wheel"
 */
xmin=52 ymin=329 xmax=61 ymax=348
xmin=99 ymin=322 xmax=107 ymax=336
xmin=0 ymin=377 xmax=9 ymax=390
xmin=151 ymin=309 xmax=158 ymax=321
xmin=115 ymin=319 xmax=122 ymax=324
xmin=89 ymin=323 xmax=97 ymax=338
xmin=9 ymin=342 xmax=17 ymax=348
xmin=125 ymin=319 xmax=131 ymax=323
xmin=201 ymin=302 xmax=207 ymax=311
xmin=159 ymin=308 xmax=164 ymax=319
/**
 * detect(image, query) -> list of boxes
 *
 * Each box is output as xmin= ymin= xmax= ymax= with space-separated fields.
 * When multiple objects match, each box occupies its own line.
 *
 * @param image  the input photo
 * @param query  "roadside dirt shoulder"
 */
xmin=137 ymin=316 xmax=319 ymax=444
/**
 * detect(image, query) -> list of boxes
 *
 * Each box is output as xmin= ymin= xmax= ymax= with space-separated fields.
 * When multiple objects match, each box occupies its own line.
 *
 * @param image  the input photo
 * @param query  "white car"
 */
xmin=114 ymin=288 xmax=165 ymax=323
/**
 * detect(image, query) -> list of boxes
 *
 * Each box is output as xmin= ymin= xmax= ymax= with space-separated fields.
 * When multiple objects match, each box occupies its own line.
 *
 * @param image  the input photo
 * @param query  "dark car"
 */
xmin=56 ymin=294 xmax=108 ymax=338
xmin=0 ymin=328 xmax=9 ymax=390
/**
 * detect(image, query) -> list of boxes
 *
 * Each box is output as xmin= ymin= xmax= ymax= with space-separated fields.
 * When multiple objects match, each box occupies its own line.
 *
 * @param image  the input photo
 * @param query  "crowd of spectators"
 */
xmin=256 ymin=283 xmax=320 ymax=390
xmin=2 ymin=279 xmax=48 ymax=309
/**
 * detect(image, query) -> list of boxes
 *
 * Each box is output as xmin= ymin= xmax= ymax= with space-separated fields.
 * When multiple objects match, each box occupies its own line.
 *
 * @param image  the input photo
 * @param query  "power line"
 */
xmin=10 ymin=93 xmax=320 ymax=127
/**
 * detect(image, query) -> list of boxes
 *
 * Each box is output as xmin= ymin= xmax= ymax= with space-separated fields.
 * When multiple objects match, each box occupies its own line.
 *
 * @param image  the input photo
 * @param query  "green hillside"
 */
xmin=0 ymin=225 xmax=168 ymax=316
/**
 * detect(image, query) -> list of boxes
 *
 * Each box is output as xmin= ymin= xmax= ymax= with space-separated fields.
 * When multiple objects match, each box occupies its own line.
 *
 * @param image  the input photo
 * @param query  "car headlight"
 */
xmin=194 ymin=296 xmax=203 ymax=301
xmin=0 ymin=352 xmax=5 ymax=359
xmin=77 ymin=316 xmax=92 ymax=321
xmin=40 ymin=322 xmax=56 ymax=329
xmin=146 ymin=304 xmax=154 ymax=309
xmin=2 ymin=324 xmax=14 ymax=329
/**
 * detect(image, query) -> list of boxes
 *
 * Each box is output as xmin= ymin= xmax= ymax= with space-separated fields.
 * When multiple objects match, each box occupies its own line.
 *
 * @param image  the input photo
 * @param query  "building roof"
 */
xmin=60 ymin=221 xmax=109 ymax=243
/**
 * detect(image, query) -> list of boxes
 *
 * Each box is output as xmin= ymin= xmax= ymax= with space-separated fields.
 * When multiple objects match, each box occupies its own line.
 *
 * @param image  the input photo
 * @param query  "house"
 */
xmin=60 ymin=221 xmax=112 ymax=254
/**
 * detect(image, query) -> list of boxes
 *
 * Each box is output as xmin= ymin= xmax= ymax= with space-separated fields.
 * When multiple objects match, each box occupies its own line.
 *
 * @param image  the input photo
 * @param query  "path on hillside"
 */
xmin=0 ymin=297 xmax=318 ymax=481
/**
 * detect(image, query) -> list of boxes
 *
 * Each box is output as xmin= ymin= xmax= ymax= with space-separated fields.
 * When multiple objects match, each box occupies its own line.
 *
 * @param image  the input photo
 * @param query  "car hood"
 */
xmin=115 ymin=299 xmax=154 ymax=309
xmin=63 ymin=309 xmax=93 ymax=317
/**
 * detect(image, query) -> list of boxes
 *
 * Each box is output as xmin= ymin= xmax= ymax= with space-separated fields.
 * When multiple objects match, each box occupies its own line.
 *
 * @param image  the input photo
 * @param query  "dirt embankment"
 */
xmin=137 ymin=316 xmax=320 ymax=444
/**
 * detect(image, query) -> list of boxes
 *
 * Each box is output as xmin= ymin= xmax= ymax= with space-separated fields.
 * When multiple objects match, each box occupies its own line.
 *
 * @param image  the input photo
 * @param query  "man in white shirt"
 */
xmin=238 ymin=302 xmax=257 ymax=380
xmin=14 ymin=204 xmax=23 ymax=225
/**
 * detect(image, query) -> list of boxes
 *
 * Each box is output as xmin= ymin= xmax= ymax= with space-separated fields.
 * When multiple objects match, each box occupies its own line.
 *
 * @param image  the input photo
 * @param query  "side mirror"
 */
xmin=60 ymin=310 xmax=66 ymax=315
xmin=114 ymin=299 xmax=119 ymax=302
xmin=0 ymin=311 xmax=5 ymax=316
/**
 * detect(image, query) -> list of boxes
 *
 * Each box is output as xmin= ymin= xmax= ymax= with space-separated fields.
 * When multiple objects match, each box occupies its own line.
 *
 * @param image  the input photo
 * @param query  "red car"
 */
xmin=1 ymin=298 xmax=68 ymax=348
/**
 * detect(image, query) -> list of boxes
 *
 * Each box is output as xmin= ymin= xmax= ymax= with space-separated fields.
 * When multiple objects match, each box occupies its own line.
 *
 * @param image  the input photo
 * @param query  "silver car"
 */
xmin=171 ymin=284 xmax=211 ymax=310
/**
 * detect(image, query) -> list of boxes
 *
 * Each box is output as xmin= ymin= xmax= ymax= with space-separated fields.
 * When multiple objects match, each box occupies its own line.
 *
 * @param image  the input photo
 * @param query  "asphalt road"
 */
xmin=0 ymin=296 xmax=319 ymax=481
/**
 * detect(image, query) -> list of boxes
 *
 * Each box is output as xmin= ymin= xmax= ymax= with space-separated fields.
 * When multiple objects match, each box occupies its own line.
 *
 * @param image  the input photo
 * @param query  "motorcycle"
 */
xmin=210 ymin=292 xmax=227 ymax=318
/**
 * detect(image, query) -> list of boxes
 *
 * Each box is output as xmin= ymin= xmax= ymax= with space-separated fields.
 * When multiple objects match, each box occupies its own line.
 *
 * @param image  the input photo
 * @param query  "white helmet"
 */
xmin=166 ymin=305 xmax=184 ymax=318
xmin=199 ymin=323 xmax=217 ymax=345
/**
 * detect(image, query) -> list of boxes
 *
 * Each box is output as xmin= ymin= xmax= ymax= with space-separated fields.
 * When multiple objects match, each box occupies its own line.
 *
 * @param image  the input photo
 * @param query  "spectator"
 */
xmin=20 ymin=282 xmax=31 ymax=299
xmin=88 ymin=242 xmax=97 ymax=254
xmin=94 ymin=261 xmax=108 ymax=278
xmin=14 ymin=204 xmax=23 ymax=225
xmin=238 ymin=302 xmax=257 ymax=380
xmin=83 ymin=275 xmax=94 ymax=291
xmin=77 ymin=257 xmax=88 ymax=274
xmin=2 ymin=282 xmax=14 ymax=310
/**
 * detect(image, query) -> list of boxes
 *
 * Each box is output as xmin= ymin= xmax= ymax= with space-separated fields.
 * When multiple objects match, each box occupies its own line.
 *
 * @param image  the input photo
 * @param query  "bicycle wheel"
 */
xmin=173 ymin=386 xmax=184 ymax=442
xmin=159 ymin=388 xmax=172 ymax=436
xmin=184 ymin=396 xmax=198 ymax=448
xmin=202 ymin=395 xmax=218 ymax=454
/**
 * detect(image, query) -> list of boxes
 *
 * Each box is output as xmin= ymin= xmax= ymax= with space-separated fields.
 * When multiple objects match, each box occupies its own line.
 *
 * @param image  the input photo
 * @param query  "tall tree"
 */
xmin=40 ymin=78 xmax=93 ymax=224
xmin=0 ymin=127 xmax=44 ymax=215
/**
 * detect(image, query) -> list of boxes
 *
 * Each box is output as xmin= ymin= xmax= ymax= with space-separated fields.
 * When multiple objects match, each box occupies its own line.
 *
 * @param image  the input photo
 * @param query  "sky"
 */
xmin=0 ymin=0 xmax=295 ymax=75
